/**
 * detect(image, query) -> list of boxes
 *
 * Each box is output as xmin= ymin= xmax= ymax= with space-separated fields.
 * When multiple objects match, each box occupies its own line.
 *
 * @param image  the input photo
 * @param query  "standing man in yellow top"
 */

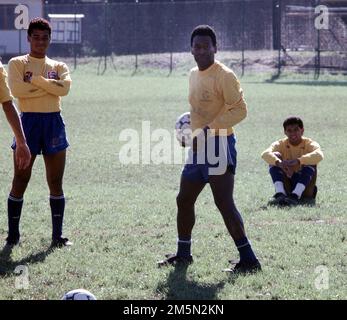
xmin=158 ymin=25 xmax=261 ymax=273
xmin=6 ymin=18 xmax=72 ymax=247
xmin=261 ymin=116 xmax=324 ymax=205
xmin=0 ymin=61 xmax=31 ymax=170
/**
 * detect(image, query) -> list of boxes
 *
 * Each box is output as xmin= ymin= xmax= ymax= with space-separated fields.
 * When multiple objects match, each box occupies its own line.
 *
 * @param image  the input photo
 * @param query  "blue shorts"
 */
xmin=182 ymin=134 xmax=237 ymax=183
xmin=11 ymin=112 xmax=69 ymax=155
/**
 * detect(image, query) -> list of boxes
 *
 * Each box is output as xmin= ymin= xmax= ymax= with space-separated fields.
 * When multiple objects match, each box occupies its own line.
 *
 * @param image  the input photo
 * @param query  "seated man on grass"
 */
xmin=261 ymin=116 xmax=324 ymax=206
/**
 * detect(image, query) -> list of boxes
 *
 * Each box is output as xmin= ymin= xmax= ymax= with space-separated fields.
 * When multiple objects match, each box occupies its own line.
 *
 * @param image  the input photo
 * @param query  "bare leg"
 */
xmin=43 ymin=150 xmax=66 ymax=196
xmin=209 ymin=169 xmax=245 ymax=241
xmin=10 ymin=153 xmax=36 ymax=198
xmin=176 ymin=176 xmax=206 ymax=239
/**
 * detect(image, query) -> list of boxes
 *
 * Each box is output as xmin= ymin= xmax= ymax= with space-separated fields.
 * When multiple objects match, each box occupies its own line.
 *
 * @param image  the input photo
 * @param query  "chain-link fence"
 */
xmin=40 ymin=0 xmax=274 ymax=75
xmin=1 ymin=0 xmax=346 ymax=77
xmin=278 ymin=0 xmax=347 ymax=78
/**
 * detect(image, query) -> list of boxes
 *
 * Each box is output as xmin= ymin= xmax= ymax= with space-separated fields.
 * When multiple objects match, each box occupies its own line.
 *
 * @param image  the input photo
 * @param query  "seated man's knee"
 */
xmin=269 ymin=165 xmax=282 ymax=173
xmin=269 ymin=165 xmax=285 ymax=178
xmin=298 ymin=165 xmax=316 ymax=184
xmin=301 ymin=165 xmax=316 ymax=175
xmin=300 ymin=166 xmax=317 ymax=198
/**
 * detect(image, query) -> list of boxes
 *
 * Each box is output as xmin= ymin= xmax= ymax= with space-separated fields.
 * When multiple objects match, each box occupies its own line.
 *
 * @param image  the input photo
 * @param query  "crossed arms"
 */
xmin=8 ymin=60 xmax=71 ymax=99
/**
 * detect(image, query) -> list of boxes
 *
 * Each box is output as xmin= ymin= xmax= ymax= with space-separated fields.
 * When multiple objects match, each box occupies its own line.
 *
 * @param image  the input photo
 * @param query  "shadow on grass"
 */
xmin=0 ymin=245 xmax=55 ymax=277
xmin=264 ymin=78 xmax=347 ymax=86
xmin=261 ymin=197 xmax=316 ymax=210
xmin=156 ymin=264 xmax=238 ymax=300
xmin=300 ymin=198 xmax=317 ymax=207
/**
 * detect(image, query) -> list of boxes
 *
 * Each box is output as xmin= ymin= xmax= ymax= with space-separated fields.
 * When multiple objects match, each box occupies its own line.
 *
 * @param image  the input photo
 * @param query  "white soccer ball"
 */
xmin=62 ymin=288 xmax=97 ymax=300
xmin=175 ymin=112 xmax=192 ymax=146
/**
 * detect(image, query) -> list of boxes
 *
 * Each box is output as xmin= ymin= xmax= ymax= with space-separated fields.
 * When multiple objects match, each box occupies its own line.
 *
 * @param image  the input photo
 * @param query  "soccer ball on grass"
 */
xmin=62 ymin=288 xmax=97 ymax=300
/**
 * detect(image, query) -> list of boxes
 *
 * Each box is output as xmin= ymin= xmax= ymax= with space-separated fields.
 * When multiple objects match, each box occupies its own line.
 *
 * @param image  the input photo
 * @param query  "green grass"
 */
xmin=0 ymin=58 xmax=346 ymax=300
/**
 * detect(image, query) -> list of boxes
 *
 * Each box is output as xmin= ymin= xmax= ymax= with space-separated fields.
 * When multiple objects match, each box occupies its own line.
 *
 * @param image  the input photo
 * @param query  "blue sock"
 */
xmin=7 ymin=195 xmax=23 ymax=241
xmin=50 ymin=195 xmax=65 ymax=240
xmin=176 ymin=236 xmax=192 ymax=257
xmin=234 ymin=237 xmax=258 ymax=263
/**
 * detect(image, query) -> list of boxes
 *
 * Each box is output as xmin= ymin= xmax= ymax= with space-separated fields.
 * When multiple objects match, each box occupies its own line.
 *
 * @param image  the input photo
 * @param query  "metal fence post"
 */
xmin=277 ymin=0 xmax=282 ymax=77
xmin=315 ymin=0 xmax=321 ymax=79
xmin=74 ymin=0 xmax=77 ymax=71
xmin=241 ymin=0 xmax=245 ymax=76
xmin=133 ymin=0 xmax=139 ymax=75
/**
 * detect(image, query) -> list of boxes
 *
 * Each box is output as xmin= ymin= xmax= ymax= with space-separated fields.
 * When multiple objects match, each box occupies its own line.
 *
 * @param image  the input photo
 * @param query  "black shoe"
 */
xmin=284 ymin=193 xmax=299 ymax=205
xmin=51 ymin=237 xmax=73 ymax=248
xmin=313 ymin=186 xmax=318 ymax=199
xmin=5 ymin=236 xmax=20 ymax=247
xmin=224 ymin=259 xmax=262 ymax=274
xmin=269 ymin=192 xmax=286 ymax=205
xmin=157 ymin=253 xmax=193 ymax=268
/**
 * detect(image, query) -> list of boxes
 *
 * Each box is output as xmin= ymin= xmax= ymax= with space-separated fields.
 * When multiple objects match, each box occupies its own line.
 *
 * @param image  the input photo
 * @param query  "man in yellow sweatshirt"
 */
xmin=0 ymin=61 xmax=31 ymax=170
xmin=6 ymin=18 xmax=72 ymax=247
xmin=158 ymin=25 xmax=261 ymax=273
xmin=261 ymin=116 xmax=324 ymax=205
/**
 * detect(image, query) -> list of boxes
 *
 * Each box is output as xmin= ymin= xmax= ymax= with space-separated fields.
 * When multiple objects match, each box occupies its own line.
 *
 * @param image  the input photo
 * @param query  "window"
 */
xmin=49 ymin=15 xmax=83 ymax=44
xmin=66 ymin=21 xmax=80 ymax=42
xmin=51 ymin=21 xmax=65 ymax=42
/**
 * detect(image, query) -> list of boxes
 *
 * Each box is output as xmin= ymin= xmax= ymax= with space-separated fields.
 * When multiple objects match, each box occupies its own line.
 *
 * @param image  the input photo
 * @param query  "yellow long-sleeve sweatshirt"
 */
xmin=261 ymin=137 xmax=324 ymax=167
xmin=8 ymin=54 xmax=71 ymax=112
xmin=189 ymin=60 xmax=247 ymax=136
xmin=0 ymin=61 xmax=12 ymax=104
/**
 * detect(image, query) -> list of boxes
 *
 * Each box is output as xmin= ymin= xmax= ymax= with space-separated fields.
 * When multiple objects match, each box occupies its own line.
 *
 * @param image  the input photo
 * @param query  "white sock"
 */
xmin=292 ymin=183 xmax=306 ymax=199
xmin=274 ymin=181 xmax=286 ymax=195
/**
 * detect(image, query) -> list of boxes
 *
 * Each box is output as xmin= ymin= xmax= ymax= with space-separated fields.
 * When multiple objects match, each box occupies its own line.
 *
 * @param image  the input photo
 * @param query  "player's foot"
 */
xmin=284 ymin=193 xmax=299 ymax=206
xmin=313 ymin=186 xmax=318 ymax=199
xmin=224 ymin=259 xmax=262 ymax=274
xmin=5 ymin=236 xmax=20 ymax=248
xmin=269 ymin=192 xmax=286 ymax=205
xmin=51 ymin=237 xmax=73 ymax=248
xmin=157 ymin=253 xmax=193 ymax=268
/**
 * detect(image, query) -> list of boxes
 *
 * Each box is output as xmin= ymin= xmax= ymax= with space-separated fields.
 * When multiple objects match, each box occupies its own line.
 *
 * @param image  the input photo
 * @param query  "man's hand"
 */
xmin=277 ymin=159 xmax=300 ymax=178
xmin=276 ymin=160 xmax=289 ymax=176
xmin=1 ymin=100 xmax=31 ymax=170
xmin=15 ymin=142 xmax=31 ymax=170
xmin=283 ymin=163 xmax=294 ymax=178
xmin=192 ymin=126 xmax=209 ymax=153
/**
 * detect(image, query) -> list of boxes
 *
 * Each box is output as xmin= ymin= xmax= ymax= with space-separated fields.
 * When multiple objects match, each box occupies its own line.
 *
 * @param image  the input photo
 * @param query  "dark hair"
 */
xmin=283 ymin=116 xmax=304 ymax=129
xmin=191 ymin=25 xmax=217 ymax=47
xmin=28 ymin=17 xmax=51 ymax=36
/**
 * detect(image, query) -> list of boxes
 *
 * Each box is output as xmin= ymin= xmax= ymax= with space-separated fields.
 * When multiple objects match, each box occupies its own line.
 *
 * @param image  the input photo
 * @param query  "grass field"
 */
xmin=0 ymin=56 xmax=346 ymax=300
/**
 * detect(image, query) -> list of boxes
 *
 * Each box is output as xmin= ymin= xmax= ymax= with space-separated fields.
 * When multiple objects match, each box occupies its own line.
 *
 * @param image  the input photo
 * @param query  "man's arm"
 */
xmin=8 ymin=60 xmax=47 ymax=99
xmin=262 ymin=145 xmax=294 ymax=177
xmin=2 ymin=100 xmax=31 ymax=169
xmin=283 ymin=141 xmax=324 ymax=170
xmin=208 ymin=72 xmax=247 ymax=130
xmin=261 ymin=141 xmax=283 ymax=165
xmin=30 ymin=64 xmax=71 ymax=97
xmin=298 ymin=141 xmax=324 ymax=165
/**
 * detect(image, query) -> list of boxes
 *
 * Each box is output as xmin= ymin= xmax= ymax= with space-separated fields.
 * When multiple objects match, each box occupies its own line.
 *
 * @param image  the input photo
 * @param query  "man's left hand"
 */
xmin=192 ymin=126 xmax=209 ymax=153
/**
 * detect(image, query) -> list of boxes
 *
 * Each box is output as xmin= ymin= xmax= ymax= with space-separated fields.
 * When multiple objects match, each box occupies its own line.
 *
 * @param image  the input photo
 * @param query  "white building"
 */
xmin=0 ymin=0 xmax=43 ymax=57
